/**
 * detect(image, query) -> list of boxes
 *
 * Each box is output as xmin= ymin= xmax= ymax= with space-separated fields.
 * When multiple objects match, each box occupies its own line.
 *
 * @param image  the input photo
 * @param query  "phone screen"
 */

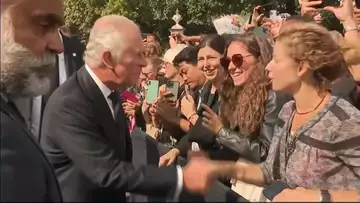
xmin=146 ymin=80 xmax=159 ymax=104
xmin=166 ymin=81 xmax=180 ymax=101
xmin=253 ymin=26 xmax=268 ymax=37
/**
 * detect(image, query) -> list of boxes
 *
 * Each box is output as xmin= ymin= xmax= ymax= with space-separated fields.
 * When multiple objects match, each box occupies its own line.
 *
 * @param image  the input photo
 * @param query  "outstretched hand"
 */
xmin=324 ymin=0 xmax=355 ymax=22
xmin=181 ymin=151 xmax=218 ymax=194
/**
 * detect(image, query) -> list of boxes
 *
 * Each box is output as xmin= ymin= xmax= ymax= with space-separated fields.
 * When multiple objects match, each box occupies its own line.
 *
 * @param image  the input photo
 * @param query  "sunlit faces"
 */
xmin=265 ymin=40 xmax=301 ymax=93
xmin=139 ymin=62 xmax=157 ymax=88
xmin=179 ymin=62 xmax=203 ymax=89
xmin=226 ymin=42 xmax=257 ymax=87
xmin=197 ymin=46 xmax=222 ymax=81
xmin=164 ymin=62 xmax=179 ymax=79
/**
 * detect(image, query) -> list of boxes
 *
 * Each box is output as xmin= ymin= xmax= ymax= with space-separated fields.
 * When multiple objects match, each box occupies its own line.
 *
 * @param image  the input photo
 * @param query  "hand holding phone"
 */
xmin=323 ymin=0 xmax=355 ymax=22
xmin=165 ymin=81 xmax=180 ymax=102
xmin=146 ymin=80 xmax=159 ymax=104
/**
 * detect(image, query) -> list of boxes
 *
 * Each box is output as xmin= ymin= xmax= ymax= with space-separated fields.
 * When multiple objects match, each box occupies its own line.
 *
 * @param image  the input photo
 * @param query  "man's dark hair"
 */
xmin=173 ymin=46 xmax=199 ymax=66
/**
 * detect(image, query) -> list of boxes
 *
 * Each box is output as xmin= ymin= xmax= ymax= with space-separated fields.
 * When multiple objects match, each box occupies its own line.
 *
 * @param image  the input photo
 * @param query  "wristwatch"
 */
xmin=320 ymin=190 xmax=332 ymax=202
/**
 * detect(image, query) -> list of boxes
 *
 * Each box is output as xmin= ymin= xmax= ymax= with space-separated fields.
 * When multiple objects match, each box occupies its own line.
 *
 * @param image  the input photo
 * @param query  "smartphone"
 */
xmin=121 ymin=91 xmax=139 ymax=103
xmin=146 ymin=80 xmax=159 ymax=104
xmin=166 ymin=80 xmax=180 ymax=101
xmin=312 ymin=0 xmax=340 ymax=9
xmin=157 ymin=76 xmax=168 ymax=86
xmin=253 ymin=26 xmax=268 ymax=37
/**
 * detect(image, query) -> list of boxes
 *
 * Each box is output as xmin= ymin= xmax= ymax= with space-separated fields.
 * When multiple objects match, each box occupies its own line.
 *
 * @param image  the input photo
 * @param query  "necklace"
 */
xmin=296 ymin=92 xmax=328 ymax=115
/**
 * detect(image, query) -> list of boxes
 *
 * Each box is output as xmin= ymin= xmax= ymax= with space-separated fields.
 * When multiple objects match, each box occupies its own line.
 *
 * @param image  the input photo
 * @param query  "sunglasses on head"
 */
xmin=220 ymin=54 xmax=249 ymax=69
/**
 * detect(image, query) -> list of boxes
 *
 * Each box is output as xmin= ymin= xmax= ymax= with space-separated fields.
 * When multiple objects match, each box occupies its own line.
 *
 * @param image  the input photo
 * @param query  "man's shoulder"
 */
xmin=47 ymin=73 xmax=84 ymax=108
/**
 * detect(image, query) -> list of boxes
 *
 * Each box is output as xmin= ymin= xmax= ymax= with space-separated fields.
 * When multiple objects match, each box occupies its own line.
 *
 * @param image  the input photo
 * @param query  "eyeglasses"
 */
xmin=140 ymin=71 xmax=155 ymax=79
xmin=220 ymin=54 xmax=252 ymax=69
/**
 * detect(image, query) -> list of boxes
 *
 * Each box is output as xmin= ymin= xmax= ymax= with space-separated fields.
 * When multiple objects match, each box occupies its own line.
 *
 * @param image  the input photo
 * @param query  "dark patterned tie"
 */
xmin=108 ymin=91 xmax=120 ymax=118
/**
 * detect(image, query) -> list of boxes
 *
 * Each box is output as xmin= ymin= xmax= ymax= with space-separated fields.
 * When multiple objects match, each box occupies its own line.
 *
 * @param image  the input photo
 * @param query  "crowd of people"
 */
xmin=1 ymin=0 xmax=360 ymax=202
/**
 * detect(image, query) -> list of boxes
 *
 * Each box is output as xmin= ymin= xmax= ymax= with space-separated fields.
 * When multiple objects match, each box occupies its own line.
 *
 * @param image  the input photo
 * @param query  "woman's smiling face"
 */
xmin=197 ymin=45 xmax=223 ymax=81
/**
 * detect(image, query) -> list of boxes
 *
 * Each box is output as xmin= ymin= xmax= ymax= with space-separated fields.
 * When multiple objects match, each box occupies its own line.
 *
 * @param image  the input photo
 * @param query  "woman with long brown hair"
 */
xmin=217 ymin=21 xmax=360 ymax=202
xmin=199 ymin=33 xmax=290 ymax=163
xmin=160 ymin=33 xmax=290 ymax=172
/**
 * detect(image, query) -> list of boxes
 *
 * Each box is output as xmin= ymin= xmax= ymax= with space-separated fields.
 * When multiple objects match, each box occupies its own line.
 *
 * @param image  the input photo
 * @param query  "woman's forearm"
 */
xmin=344 ymin=19 xmax=360 ymax=43
xmin=329 ymin=190 xmax=360 ymax=202
xmin=188 ymin=114 xmax=199 ymax=126
xmin=214 ymin=161 xmax=266 ymax=187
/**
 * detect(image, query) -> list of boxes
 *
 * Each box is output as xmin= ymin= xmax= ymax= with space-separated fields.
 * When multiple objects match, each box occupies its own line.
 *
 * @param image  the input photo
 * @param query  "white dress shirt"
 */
xmin=85 ymin=65 xmax=183 ymax=201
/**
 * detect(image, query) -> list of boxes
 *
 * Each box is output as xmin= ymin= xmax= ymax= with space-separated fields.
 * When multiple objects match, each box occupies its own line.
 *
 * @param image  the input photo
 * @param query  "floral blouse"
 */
xmin=261 ymin=96 xmax=360 ymax=190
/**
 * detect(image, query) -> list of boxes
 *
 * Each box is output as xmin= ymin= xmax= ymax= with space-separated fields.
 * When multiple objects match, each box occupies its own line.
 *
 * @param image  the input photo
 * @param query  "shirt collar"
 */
xmin=58 ymin=30 xmax=64 ymax=43
xmin=85 ymin=64 xmax=112 ymax=98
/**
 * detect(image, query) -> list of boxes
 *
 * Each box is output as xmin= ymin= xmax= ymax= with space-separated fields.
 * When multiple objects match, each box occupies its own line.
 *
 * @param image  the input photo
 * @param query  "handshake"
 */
xmin=172 ymin=151 xmax=235 ymax=195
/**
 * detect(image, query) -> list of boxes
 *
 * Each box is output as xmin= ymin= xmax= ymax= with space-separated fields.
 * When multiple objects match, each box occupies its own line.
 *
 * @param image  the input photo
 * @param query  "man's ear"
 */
xmin=102 ymin=51 xmax=114 ymax=69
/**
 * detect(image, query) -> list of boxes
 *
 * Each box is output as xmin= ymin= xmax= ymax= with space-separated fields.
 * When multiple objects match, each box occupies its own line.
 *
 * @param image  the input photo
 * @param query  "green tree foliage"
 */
xmin=63 ymin=0 xmax=339 ymax=43
xmin=64 ymin=0 xmax=262 ymax=42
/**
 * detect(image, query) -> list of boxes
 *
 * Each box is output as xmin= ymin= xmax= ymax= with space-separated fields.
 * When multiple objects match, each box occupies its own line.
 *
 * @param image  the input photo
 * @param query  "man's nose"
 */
xmin=47 ymin=30 xmax=64 ymax=54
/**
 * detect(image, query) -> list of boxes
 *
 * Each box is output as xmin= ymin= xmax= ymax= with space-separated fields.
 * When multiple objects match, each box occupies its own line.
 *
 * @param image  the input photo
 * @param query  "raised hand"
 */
xmin=159 ymin=148 xmax=180 ymax=167
xmin=251 ymin=5 xmax=265 ymax=26
xmin=201 ymin=104 xmax=223 ymax=134
xmin=324 ymin=0 xmax=355 ymax=22
xmin=180 ymin=88 xmax=197 ymax=120
xmin=299 ymin=0 xmax=322 ymax=17
xmin=154 ymin=94 xmax=178 ymax=125
xmin=122 ymin=101 xmax=138 ymax=117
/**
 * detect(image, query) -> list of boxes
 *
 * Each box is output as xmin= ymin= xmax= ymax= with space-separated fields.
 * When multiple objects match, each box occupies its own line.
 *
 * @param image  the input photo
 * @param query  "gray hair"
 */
xmin=84 ymin=15 xmax=138 ymax=67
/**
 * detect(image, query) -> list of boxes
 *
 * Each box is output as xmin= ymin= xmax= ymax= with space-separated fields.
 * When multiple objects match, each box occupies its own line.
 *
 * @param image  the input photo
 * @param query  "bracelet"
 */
xmin=187 ymin=112 xmax=197 ymax=120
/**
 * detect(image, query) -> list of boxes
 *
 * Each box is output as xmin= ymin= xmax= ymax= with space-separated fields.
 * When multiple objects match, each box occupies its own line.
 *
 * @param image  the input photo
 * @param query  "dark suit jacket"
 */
xmin=42 ymin=33 xmax=85 ymax=106
xmin=40 ymin=67 xmax=178 ymax=202
xmin=1 ymin=97 xmax=62 ymax=202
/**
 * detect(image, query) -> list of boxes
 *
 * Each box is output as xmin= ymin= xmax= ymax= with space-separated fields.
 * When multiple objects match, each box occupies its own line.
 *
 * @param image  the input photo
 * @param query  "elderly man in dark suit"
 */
xmin=40 ymin=15 xmax=219 ymax=202
xmin=14 ymin=27 xmax=85 ymax=141
xmin=0 ymin=0 xmax=64 ymax=201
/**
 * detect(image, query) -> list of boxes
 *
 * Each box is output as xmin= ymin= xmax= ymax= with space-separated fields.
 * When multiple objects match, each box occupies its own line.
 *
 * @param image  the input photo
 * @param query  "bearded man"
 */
xmin=1 ymin=0 xmax=64 ymax=201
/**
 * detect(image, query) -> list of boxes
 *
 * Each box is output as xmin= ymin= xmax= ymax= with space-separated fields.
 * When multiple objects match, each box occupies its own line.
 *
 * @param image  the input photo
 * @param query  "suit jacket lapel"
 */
xmin=76 ymin=67 xmax=129 ymax=159
xmin=62 ymin=34 xmax=75 ymax=77
xmin=1 ymin=97 xmax=62 ymax=198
